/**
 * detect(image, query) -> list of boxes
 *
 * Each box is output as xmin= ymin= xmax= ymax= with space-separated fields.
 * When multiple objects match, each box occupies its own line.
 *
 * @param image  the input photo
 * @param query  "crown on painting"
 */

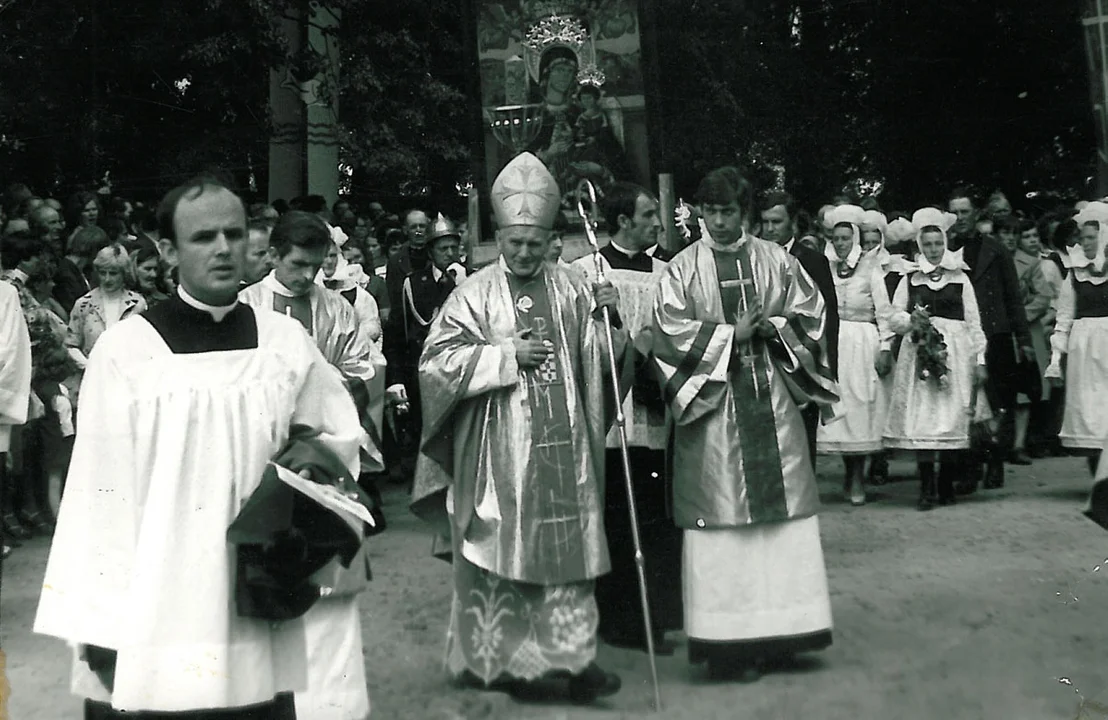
xmin=577 ymin=63 xmax=606 ymax=88
xmin=427 ymin=213 xmax=461 ymax=244
xmin=491 ymin=152 xmax=561 ymax=230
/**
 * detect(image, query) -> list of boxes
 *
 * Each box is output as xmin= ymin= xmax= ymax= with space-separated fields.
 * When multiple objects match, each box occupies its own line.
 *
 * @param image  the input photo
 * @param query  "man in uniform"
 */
xmin=382 ymin=213 xmax=464 ymax=458
xmin=411 ymin=152 xmax=623 ymax=705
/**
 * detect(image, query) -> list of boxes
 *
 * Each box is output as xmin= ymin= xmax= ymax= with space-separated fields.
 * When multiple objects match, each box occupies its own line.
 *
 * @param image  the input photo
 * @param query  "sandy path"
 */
xmin=4 ymin=455 xmax=1107 ymax=720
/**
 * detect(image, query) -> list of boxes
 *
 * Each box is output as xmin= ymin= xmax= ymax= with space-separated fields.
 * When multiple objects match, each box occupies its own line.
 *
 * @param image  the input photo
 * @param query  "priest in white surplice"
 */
xmin=35 ymin=176 xmax=368 ymax=719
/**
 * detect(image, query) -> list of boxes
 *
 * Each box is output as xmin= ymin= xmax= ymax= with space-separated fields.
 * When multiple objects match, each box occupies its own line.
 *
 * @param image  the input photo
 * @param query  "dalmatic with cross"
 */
xmin=652 ymin=231 xmax=840 ymax=661
xmin=652 ymin=233 xmax=839 ymax=529
xmin=239 ymin=272 xmax=383 ymax=472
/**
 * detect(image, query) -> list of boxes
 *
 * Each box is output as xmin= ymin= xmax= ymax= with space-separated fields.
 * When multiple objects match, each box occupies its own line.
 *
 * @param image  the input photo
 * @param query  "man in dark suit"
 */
xmin=761 ymin=192 xmax=839 ymax=466
xmin=946 ymin=187 xmax=1033 ymax=494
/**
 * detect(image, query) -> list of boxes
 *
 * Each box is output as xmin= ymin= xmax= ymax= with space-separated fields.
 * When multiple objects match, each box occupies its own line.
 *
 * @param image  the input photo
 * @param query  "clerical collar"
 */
xmin=262 ymin=271 xmax=310 ymax=299
xmin=609 ymin=239 xmax=640 ymax=258
xmin=178 ymin=286 xmax=239 ymax=322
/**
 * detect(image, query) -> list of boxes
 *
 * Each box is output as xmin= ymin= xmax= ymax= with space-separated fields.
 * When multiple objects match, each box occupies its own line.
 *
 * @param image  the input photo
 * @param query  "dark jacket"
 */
xmin=789 ymin=240 xmax=839 ymax=378
xmin=53 ymin=257 xmax=92 ymax=314
xmin=384 ymin=243 xmax=429 ymax=321
xmin=951 ymin=232 xmax=1032 ymax=345
xmin=383 ymin=266 xmax=456 ymax=390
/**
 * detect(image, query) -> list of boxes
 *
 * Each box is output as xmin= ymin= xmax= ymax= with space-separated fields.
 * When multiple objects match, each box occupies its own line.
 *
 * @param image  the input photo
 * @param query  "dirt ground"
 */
xmin=4 ymin=454 xmax=1108 ymax=720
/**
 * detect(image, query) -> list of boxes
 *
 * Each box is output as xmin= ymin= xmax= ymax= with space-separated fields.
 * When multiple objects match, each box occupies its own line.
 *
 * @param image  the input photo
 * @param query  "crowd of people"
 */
xmin=0 ymin=153 xmax=1105 ymax=719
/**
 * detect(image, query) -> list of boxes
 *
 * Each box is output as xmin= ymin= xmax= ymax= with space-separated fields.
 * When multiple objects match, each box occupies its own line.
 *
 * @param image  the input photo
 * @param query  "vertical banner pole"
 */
xmin=658 ymin=173 xmax=677 ymax=253
xmin=467 ymin=185 xmax=481 ymax=270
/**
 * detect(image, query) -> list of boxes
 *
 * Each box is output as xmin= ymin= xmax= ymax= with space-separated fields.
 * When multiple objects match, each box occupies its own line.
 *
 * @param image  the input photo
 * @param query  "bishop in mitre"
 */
xmin=411 ymin=152 xmax=624 ymax=705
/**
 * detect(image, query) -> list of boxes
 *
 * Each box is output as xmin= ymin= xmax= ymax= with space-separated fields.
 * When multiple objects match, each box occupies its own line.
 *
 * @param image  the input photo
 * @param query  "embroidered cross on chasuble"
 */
xmin=272 ymin=293 xmax=314 ymax=334
xmin=713 ymin=248 xmax=789 ymax=524
xmin=505 ymin=269 xmax=586 ymax=580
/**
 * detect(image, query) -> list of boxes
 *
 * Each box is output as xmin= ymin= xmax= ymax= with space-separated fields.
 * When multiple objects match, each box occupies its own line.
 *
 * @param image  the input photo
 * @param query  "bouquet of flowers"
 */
xmin=25 ymin=311 xmax=80 ymax=387
xmin=908 ymin=304 xmax=950 ymax=387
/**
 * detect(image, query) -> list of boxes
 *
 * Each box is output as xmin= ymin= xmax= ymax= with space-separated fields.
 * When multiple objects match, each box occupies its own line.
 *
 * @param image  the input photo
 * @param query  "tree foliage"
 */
xmin=0 ymin=0 xmax=1096 ymax=213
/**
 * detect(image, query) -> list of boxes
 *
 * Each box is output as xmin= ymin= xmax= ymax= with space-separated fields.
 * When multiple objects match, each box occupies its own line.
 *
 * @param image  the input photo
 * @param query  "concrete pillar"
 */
xmin=1082 ymin=0 xmax=1108 ymax=196
xmin=267 ymin=2 xmax=341 ymax=206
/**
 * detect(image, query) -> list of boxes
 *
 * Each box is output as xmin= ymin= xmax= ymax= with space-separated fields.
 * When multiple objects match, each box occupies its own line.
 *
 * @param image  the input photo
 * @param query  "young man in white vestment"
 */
xmin=238 ymin=210 xmax=378 ymax=720
xmin=34 ymin=176 xmax=370 ymax=719
xmin=651 ymin=167 xmax=840 ymax=682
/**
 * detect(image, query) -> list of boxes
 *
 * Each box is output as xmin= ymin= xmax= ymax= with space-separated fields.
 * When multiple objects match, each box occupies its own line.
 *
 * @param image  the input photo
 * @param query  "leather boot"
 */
xmin=983 ymin=459 xmax=1005 ymax=489
xmin=917 ymin=462 xmax=937 ymax=511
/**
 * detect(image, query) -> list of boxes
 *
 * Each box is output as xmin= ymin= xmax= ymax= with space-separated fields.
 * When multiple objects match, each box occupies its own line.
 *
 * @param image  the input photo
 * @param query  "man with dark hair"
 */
xmin=35 ymin=176 xmax=369 ymax=719
xmin=946 ymin=187 xmax=1033 ymax=493
xmin=653 ymin=166 xmax=838 ymax=682
xmin=240 ymin=211 xmax=380 ymax=463
xmin=760 ymin=190 xmax=839 ymax=464
xmin=574 ymin=180 xmax=683 ymax=655
xmin=130 ymin=206 xmax=160 ymax=253
xmin=55 ymin=226 xmax=109 ymax=313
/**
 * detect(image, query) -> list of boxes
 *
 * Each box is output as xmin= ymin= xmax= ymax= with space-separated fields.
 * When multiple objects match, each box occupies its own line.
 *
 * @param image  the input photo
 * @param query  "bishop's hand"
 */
xmin=515 ymin=329 xmax=552 ymax=370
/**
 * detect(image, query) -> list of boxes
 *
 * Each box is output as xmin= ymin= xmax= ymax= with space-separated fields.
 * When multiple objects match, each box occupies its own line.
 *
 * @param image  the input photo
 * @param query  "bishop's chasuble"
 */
xmin=240 ymin=272 xmax=384 ymax=474
xmin=35 ymin=288 xmax=366 ymax=716
xmin=652 ymin=232 xmax=839 ymax=665
xmin=411 ymin=257 xmax=618 ymax=686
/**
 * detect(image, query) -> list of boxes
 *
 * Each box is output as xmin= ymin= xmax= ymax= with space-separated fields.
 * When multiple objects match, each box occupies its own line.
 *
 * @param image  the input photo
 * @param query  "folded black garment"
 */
xmin=228 ymin=425 xmax=375 ymax=621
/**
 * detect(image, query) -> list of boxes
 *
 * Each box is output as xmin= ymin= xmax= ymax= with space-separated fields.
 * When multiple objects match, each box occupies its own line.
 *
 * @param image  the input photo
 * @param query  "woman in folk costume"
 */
xmin=860 ymin=211 xmax=912 ymax=486
xmin=884 ymin=208 xmax=989 ymax=510
xmin=1045 ymin=201 xmax=1108 ymax=475
xmin=816 ymin=205 xmax=894 ymax=506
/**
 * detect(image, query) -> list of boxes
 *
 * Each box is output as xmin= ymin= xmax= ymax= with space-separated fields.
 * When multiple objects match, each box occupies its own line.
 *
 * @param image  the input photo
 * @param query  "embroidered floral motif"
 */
xmin=447 ymin=557 xmax=598 ymax=685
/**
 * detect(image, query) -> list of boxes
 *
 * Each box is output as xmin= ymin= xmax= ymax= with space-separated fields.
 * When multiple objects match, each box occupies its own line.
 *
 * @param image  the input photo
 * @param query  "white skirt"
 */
xmin=883 ymin=317 xmax=980 ymax=450
xmin=817 ymin=320 xmax=890 ymax=454
xmin=1061 ymin=317 xmax=1108 ymax=449
xmin=683 ymin=516 xmax=833 ymax=642
xmin=294 ymin=598 xmax=371 ymax=720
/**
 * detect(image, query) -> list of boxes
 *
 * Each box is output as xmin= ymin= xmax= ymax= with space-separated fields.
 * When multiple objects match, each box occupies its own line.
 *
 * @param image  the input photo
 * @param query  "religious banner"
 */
xmin=476 ymin=0 xmax=653 ymax=231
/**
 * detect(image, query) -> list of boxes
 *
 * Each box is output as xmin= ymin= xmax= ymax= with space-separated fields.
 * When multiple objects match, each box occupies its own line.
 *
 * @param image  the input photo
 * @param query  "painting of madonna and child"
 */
xmin=477 ymin=0 xmax=653 ymax=231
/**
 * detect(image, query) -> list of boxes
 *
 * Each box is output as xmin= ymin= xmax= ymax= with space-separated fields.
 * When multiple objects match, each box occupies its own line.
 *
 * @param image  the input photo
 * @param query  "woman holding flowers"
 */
xmin=884 ymin=208 xmax=988 ymax=510
xmin=1045 ymin=201 xmax=1108 ymax=475
xmin=817 ymin=205 xmax=895 ymax=506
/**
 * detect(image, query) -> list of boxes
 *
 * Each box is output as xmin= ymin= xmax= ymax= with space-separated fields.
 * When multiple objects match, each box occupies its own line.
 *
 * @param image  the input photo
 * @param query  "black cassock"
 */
xmin=591 ymin=244 xmax=684 ymax=650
